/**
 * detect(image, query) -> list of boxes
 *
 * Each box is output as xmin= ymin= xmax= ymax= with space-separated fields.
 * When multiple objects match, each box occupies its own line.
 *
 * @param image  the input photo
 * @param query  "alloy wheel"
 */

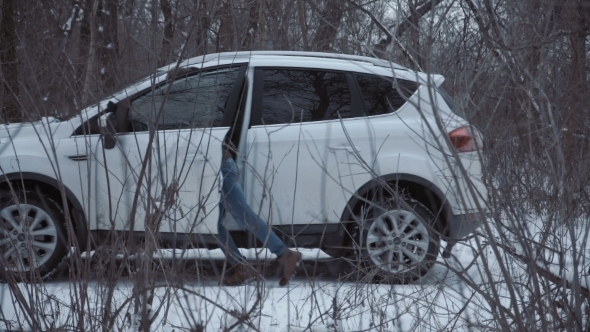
xmin=366 ymin=209 xmax=430 ymax=274
xmin=0 ymin=204 xmax=59 ymax=272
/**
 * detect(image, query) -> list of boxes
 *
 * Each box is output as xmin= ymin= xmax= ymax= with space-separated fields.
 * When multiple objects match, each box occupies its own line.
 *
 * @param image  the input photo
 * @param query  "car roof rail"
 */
xmin=183 ymin=51 xmax=410 ymax=71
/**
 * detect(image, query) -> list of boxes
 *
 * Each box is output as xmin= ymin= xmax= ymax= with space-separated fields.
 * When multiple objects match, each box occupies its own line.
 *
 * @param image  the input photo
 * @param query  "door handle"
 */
xmin=186 ymin=154 xmax=211 ymax=161
xmin=67 ymin=155 xmax=88 ymax=161
xmin=328 ymin=146 xmax=361 ymax=153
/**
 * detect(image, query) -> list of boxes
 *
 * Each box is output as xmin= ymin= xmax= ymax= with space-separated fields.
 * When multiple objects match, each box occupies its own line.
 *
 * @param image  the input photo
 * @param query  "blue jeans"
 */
xmin=217 ymin=157 xmax=286 ymax=266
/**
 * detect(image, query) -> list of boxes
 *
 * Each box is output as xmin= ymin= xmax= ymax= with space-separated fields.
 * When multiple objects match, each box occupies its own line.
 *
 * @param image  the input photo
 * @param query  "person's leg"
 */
xmin=216 ymin=198 xmax=247 ymax=267
xmin=217 ymin=169 xmax=260 ymax=286
xmin=219 ymin=157 xmax=302 ymax=286
xmin=220 ymin=158 xmax=286 ymax=257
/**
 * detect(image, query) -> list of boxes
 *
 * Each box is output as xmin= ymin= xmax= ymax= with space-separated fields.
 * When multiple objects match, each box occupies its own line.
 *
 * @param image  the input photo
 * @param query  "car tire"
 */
xmin=0 ymin=190 xmax=68 ymax=282
xmin=352 ymin=192 xmax=440 ymax=284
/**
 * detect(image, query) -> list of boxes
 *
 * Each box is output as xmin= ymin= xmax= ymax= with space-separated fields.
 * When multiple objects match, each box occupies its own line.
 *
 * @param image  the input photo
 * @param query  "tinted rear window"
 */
xmin=355 ymin=74 xmax=419 ymax=115
xmin=260 ymin=69 xmax=351 ymax=124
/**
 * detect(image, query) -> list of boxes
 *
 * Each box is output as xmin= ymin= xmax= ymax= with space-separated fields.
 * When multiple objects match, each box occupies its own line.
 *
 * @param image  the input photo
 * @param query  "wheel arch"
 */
xmin=0 ymin=172 xmax=89 ymax=251
xmin=334 ymin=173 xmax=453 ymax=254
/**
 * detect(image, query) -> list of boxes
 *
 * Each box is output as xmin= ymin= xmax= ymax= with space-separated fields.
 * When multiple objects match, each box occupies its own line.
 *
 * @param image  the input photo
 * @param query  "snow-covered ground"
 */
xmin=1 ymin=216 xmax=589 ymax=331
xmin=0 ymin=244 xmax=487 ymax=331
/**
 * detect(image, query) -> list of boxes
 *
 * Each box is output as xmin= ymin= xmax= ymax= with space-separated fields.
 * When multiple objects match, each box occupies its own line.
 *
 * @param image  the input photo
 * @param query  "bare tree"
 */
xmin=0 ymin=0 xmax=20 ymax=122
xmin=2 ymin=0 xmax=590 ymax=331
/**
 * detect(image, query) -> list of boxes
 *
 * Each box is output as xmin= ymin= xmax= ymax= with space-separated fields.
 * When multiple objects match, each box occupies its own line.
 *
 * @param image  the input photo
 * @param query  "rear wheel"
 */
xmin=354 ymin=192 xmax=440 ymax=284
xmin=0 ymin=190 xmax=67 ymax=282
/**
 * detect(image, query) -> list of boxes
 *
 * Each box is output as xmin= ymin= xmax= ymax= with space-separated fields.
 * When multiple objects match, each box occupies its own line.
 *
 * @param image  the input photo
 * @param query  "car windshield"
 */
xmin=437 ymin=87 xmax=466 ymax=118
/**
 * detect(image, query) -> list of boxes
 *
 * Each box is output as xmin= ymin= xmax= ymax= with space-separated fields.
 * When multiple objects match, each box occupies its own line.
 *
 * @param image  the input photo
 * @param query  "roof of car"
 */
xmin=160 ymin=51 xmax=410 ymax=71
xmin=158 ymin=51 xmax=444 ymax=86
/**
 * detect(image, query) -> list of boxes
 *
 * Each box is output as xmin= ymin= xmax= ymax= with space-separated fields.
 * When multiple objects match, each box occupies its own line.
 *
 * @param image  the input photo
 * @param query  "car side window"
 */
xmin=355 ymin=74 xmax=419 ymax=116
xmin=128 ymin=67 xmax=241 ymax=131
xmin=260 ymin=69 xmax=351 ymax=125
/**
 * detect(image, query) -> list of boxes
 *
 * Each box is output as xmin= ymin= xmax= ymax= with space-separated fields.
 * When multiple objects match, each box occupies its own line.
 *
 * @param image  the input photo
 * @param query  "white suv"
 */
xmin=0 ymin=51 xmax=486 ymax=283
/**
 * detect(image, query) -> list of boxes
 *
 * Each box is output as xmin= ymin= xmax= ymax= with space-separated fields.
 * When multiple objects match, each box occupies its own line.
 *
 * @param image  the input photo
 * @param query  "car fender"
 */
xmin=0 ymin=156 xmax=88 ymax=250
xmin=379 ymin=153 xmax=449 ymax=186
xmin=339 ymin=152 xmax=456 ymax=226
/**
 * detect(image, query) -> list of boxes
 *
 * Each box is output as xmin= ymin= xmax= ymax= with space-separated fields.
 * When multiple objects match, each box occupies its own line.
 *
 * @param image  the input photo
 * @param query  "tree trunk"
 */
xmin=563 ymin=2 xmax=589 ymax=184
xmin=0 ymin=0 xmax=20 ymax=122
xmin=406 ymin=0 xmax=425 ymax=69
xmin=217 ymin=0 xmax=233 ymax=52
xmin=298 ymin=0 xmax=310 ymax=51
xmin=258 ymin=0 xmax=266 ymax=49
xmin=312 ymin=0 xmax=345 ymax=52
xmin=194 ymin=0 xmax=210 ymax=55
xmin=78 ymin=0 xmax=91 ymax=96
xmin=82 ymin=0 xmax=99 ymax=105
xmin=82 ymin=0 xmax=119 ymax=104
xmin=241 ymin=0 xmax=259 ymax=50
xmin=97 ymin=0 xmax=120 ymax=92
xmin=158 ymin=0 xmax=175 ymax=66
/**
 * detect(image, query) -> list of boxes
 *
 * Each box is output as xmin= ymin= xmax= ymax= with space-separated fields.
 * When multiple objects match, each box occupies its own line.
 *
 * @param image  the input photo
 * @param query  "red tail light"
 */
xmin=448 ymin=125 xmax=482 ymax=152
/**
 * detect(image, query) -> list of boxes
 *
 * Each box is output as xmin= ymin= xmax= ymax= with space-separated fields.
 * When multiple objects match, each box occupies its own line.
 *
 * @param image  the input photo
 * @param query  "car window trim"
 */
xmin=251 ymin=66 xmax=362 ymax=126
xmin=138 ymin=63 xmax=246 ymax=104
xmin=250 ymin=68 xmax=264 ymax=127
xmin=71 ymin=64 xmax=247 ymax=136
xmin=126 ymin=64 xmax=246 ymax=131
xmin=220 ymin=65 xmax=248 ymax=127
xmin=352 ymin=72 xmax=420 ymax=116
xmin=345 ymin=73 xmax=366 ymax=118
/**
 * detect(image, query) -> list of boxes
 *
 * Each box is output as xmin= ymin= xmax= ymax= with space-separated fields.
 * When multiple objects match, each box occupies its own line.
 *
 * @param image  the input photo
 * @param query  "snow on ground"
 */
xmin=2 ymin=215 xmax=588 ymax=331
xmin=0 ymin=243 xmax=488 ymax=332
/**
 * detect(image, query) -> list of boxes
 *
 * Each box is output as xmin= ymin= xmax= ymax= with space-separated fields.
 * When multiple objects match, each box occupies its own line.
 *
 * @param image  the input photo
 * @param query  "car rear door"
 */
xmin=241 ymin=67 xmax=368 ymax=234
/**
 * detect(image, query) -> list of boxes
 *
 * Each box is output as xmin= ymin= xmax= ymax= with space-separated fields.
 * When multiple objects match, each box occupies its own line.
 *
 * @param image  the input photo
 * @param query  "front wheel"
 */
xmin=354 ymin=194 xmax=440 ymax=284
xmin=0 ymin=190 xmax=68 ymax=282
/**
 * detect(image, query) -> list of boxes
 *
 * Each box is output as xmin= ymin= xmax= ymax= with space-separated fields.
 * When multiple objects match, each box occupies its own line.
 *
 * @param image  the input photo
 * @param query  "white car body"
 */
xmin=0 ymin=51 xmax=487 ymax=281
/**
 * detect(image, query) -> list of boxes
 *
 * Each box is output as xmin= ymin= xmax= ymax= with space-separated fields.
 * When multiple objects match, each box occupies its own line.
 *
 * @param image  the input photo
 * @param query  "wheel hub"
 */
xmin=365 ymin=209 xmax=430 ymax=274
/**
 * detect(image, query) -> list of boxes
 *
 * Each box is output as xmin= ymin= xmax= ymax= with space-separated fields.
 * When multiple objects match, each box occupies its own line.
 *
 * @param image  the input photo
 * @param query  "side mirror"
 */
xmin=99 ymin=112 xmax=117 ymax=150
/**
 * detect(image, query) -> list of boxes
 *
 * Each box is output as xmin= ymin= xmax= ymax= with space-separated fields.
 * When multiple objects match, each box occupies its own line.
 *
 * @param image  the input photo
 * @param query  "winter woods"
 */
xmin=1 ymin=0 xmax=590 ymax=331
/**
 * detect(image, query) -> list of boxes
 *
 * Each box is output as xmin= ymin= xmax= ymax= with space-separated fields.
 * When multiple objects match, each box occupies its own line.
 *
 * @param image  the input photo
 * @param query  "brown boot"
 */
xmin=276 ymin=249 xmax=302 ymax=286
xmin=221 ymin=264 xmax=259 ymax=286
